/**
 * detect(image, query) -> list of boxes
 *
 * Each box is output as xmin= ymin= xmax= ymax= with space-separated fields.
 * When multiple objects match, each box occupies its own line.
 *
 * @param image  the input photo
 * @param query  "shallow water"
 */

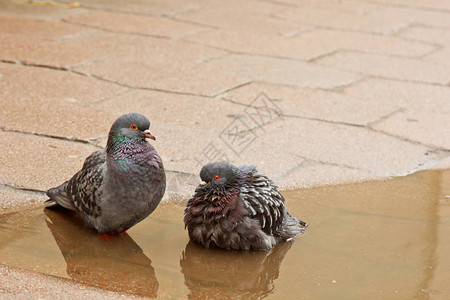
xmin=1 ymin=169 xmax=449 ymax=299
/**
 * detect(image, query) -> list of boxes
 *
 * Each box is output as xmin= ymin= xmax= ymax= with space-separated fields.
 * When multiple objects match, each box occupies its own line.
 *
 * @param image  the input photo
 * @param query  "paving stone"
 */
xmin=0 ymin=30 xmax=119 ymax=69
xmin=0 ymin=1 xmax=88 ymax=21
xmin=423 ymin=47 xmax=450 ymax=66
xmin=345 ymin=80 xmax=449 ymax=151
xmin=184 ymin=28 xmax=318 ymax=60
xmin=0 ymin=187 xmax=46 ymax=210
xmin=5 ymin=27 xmax=221 ymax=70
xmin=398 ymin=26 xmax=450 ymax=46
xmin=185 ymin=28 xmax=434 ymax=60
xmin=275 ymin=7 xmax=410 ymax=35
xmin=72 ymin=37 xmax=245 ymax=96
xmin=0 ymin=14 xmax=89 ymax=39
xmin=0 ymin=96 xmax=116 ymax=141
xmin=343 ymin=78 xmax=450 ymax=112
xmin=303 ymin=29 xmax=435 ymax=58
xmin=0 ymin=16 xmax=95 ymax=67
xmin=222 ymin=82 xmax=399 ymax=126
xmin=176 ymin=0 xmax=301 ymax=34
xmin=364 ymin=0 xmax=450 ymax=11
xmin=373 ymin=110 xmax=450 ymax=150
xmin=317 ymin=51 xmax=450 ymax=85
xmin=66 ymin=10 xmax=208 ymax=38
xmin=207 ymin=54 xmax=362 ymax=90
xmin=0 ymin=64 xmax=125 ymax=140
xmin=0 ymin=63 xmax=125 ymax=103
xmin=372 ymin=6 xmax=450 ymax=29
xmin=275 ymin=161 xmax=383 ymax=189
xmin=2 ymin=26 xmax=241 ymax=96
xmin=279 ymin=0 xmax=383 ymax=14
xmin=74 ymin=53 xmax=245 ymax=97
xmin=245 ymin=118 xmax=434 ymax=176
xmin=190 ymin=0 xmax=289 ymax=15
xmin=431 ymin=155 xmax=450 ymax=170
xmin=0 ymin=132 xmax=98 ymax=191
xmin=59 ymin=0 xmax=200 ymax=16
xmin=278 ymin=6 xmax=450 ymax=35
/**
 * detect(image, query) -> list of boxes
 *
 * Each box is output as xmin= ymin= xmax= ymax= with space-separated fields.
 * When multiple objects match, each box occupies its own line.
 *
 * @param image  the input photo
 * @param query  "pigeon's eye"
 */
xmin=130 ymin=124 xmax=137 ymax=130
xmin=214 ymin=175 xmax=220 ymax=181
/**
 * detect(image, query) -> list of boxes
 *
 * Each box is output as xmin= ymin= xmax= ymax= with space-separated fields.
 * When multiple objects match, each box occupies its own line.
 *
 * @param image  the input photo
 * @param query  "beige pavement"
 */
xmin=0 ymin=0 xmax=449 ymax=298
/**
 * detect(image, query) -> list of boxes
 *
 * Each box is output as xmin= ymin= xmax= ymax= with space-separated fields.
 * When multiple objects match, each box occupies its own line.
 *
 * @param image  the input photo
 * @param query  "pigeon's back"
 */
xmin=239 ymin=168 xmax=307 ymax=239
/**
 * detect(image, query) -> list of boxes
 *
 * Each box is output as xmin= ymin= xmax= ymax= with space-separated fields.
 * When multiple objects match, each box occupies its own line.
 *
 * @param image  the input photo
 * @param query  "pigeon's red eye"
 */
xmin=130 ymin=124 xmax=137 ymax=130
xmin=214 ymin=175 xmax=220 ymax=181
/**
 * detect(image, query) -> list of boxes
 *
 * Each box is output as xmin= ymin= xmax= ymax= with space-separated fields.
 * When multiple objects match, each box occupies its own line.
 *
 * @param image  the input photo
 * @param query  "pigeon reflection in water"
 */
xmin=180 ymin=241 xmax=293 ymax=299
xmin=44 ymin=206 xmax=159 ymax=298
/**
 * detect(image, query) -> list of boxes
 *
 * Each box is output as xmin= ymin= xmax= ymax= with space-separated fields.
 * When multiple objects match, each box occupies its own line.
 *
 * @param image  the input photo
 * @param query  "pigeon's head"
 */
xmin=197 ymin=161 xmax=241 ymax=193
xmin=108 ymin=112 xmax=155 ymax=143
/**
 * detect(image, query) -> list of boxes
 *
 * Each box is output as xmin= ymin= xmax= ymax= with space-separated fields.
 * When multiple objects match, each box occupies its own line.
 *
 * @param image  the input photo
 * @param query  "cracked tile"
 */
xmin=371 ymin=6 xmax=450 ymax=29
xmin=362 ymin=0 xmax=450 ymax=11
xmin=317 ymin=51 xmax=450 ymax=85
xmin=207 ymin=54 xmax=362 ymax=90
xmin=184 ymin=27 xmax=317 ymax=60
xmin=373 ymin=110 xmax=450 ymax=150
xmin=430 ymin=155 xmax=450 ymax=170
xmin=176 ymin=0 xmax=295 ymax=34
xmin=222 ymin=82 xmax=400 ymax=126
xmin=398 ymin=26 xmax=450 ymax=46
xmin=343 ymin=78 xmax=450 ymax=113
xmin=0 ymin=131 xmax=98 ymax=190
xmin=0 ymin=14 xmax=90 ymax=39
xmin=58 ymin=0 xmax=200 ymax=16
xmin=275 ymin=161 xmax=383 ymax=189
xmin=245 ymin=118 xmax=434 ymax=176
xmin=0 ymin=63 xmax=125 ymax=103
xmin=65 ymin=10 xmax=208 ymax=39
xmin=0 ymin=186 xmax=46 ymax=209
xmin=275 ymin=0 xmax=383 ymax=14
xmin=185 ymin=27 xmax=434 ymax=61
xmin=423 ymin=47 xmax=450 ymax=67
xmin=72 ymin=37 xmax=244 ymax=96
xmin=0 ymin=63 xmax=126 ymax=140
xmin=275 ymin=7 xmax=410 ymax=35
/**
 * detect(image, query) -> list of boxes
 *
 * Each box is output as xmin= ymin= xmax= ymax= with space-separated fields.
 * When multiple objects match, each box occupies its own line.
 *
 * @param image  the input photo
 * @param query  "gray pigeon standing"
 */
xmin=46 ymin=113 xmax=166 ymax=235
xmin=184 ymin=162 xmax=307 ymax=250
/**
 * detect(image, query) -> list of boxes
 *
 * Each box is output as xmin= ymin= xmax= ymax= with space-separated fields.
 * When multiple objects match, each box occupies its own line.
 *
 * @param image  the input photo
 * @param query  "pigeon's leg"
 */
xmin=99 ymin=233 xmax=115 ymax=241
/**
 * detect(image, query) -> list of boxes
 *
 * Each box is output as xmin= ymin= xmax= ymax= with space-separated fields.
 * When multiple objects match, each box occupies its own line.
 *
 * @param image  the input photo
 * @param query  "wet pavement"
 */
xmin=1 ymin=0 xmax=450 ymax=297
xmin=1 ymin=169 xmax=449 ymax=299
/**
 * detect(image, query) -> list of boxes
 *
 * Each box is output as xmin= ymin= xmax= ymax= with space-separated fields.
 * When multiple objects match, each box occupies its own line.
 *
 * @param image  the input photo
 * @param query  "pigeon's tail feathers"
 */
xmin=46 ymin=182 xmax=76 ymax=211
xmin=276 ymin=211 xmax=307 ymax=240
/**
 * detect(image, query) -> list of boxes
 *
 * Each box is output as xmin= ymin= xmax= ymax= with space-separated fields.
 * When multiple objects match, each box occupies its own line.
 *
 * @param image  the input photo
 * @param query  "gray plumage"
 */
xmin=46 ymin=113 xmax=166 ymax=234
xmin=184 ymin=162 xmax=307 ymax=250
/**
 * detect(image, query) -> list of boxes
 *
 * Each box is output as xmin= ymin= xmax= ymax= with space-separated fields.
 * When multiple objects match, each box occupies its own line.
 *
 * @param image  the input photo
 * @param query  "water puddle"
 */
xmin=1 ymin=169 xmax=449 ymax=299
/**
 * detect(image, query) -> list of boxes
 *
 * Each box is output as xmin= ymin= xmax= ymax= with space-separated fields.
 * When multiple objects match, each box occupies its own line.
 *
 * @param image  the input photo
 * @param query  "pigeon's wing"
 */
xmin=67 ymin=150 xmax=106 ymax=217
xmin=82 ymin=149 xmax=106 ymax=170
xmin=47 ymin=150 xmax=106 ymax=217
xmin=238 ymin=165 xmax=258 ymax=174
xmin=239 ymin=171 xmax=285 ymax=235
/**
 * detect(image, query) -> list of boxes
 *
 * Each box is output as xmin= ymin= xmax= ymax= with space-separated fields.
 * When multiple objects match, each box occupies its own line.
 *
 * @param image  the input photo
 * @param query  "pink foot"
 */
xmin=99 ymin=233 xmax=115 ymax=241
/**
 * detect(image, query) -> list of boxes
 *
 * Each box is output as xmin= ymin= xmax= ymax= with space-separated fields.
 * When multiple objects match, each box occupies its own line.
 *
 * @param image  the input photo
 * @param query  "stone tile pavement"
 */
xmin=0 ymin=0 xmax=449 ymax=296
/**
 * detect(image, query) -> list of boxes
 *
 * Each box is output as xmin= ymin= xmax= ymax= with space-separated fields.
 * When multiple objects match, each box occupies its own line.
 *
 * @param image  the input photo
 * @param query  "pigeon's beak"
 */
xmin=195 ymin=181 xmax=208 ymax=192
xmin=143 ymin=129 xmax=156 ymax=140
